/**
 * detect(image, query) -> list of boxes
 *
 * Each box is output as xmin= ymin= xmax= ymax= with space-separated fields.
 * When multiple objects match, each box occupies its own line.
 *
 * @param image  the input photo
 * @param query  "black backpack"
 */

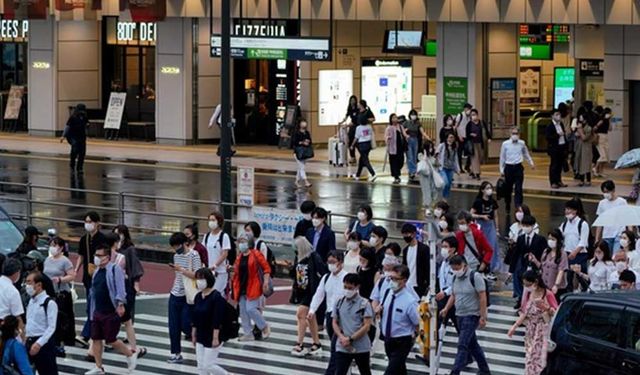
xmin=454 ymin=270 xmax=491 ymax=307
xmin=561 ymin=218 xmax=595 ymax=257
xmin=204 ymin=232 xmax=237 ymax=266
xmin=256 ymin=240 xmax=277 ymax=275
xmin=219 ymin=297 xmax=240 ymax=342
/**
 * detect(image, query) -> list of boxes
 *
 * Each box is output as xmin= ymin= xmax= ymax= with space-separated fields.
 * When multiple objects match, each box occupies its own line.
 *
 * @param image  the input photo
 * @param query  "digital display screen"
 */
xmin=361 ymin=59 xmax=412 ymax=123
xmin=383 ymin=30 xmax=424 ymax=53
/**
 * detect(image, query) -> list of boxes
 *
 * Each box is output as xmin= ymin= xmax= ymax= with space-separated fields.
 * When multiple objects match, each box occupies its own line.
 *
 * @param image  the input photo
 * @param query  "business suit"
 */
xmin=545 ymin=121 xmax=567 ymax=187
xmin=402 ymin=242 xmax=431 ymax=297
xmin=306 ymin=224 xmax=336 ymax=262
xmin=510 ymin=232 xmax=546 ymax=301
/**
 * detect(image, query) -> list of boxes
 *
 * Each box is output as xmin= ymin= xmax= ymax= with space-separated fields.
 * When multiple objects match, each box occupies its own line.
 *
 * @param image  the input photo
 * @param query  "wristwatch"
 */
xmin=348 ymin=336 xmax=354 ymax=344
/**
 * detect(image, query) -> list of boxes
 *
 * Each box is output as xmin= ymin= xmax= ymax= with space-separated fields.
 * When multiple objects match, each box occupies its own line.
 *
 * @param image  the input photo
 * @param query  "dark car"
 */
xmin=0 ymin=206 xmax=26 ymax=254
xmin=546 ymin=291 xmax=640 ymax=375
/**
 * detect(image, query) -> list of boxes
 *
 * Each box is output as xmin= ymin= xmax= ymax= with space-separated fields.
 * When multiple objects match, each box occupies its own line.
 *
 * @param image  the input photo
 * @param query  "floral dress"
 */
xmin=523 ymin=296 xmax=550 ymax=375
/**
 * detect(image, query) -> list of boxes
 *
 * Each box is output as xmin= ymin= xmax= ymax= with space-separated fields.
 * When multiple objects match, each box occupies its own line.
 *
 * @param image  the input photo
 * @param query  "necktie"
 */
xmin=385 ymin=294 xmax=396 ymax=339
xmin=526 ymin=236 xmax=530 ymax=248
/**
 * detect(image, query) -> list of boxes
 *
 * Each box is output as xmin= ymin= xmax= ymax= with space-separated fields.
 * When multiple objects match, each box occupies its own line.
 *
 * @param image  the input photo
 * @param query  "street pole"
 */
xmin=220 ymin=0 xmax=233 ymax=229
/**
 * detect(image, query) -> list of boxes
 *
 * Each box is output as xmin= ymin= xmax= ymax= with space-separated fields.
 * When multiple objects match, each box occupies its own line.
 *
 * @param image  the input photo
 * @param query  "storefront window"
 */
xmin=0 ymin=40 xmax=27 ymax=132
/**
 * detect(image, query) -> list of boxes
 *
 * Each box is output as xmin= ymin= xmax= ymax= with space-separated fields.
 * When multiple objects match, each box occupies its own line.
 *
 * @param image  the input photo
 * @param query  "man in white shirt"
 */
xmin=308 ymin=251 xmax=347 ymax=372
xmin=0 ymin=258 xmax=24 ymax=320
xmin=596 ymin=180 xmax=627 ymax=255
xmin=499 ymin=127 xmax=535 ymax=212
xmin=204 ymin=211 xmax=231 ymax=293
xmin=560 ymin=199 xmax=591 ymax=292
xmin=25 ymin=271 xmax=58 ymax=375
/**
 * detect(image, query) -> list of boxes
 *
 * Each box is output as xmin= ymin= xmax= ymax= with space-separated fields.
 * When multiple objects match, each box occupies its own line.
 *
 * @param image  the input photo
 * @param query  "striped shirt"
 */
xmin=170 ymin=250 xmax=201 ymax=297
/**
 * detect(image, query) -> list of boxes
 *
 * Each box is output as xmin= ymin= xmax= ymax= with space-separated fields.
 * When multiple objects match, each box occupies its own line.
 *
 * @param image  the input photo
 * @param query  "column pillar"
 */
xmin=156 ymin=18 xmax=193 ymax=145
xmin=603 ymin=25 xmax=626 ymax=160
xmin=28 ymin=17 xmax=57 ymax=136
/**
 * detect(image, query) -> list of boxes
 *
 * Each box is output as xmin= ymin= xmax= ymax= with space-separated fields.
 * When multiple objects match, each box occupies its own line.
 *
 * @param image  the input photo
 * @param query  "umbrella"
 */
xmin=615 ymin=148 xmax=640 ymax=169
xmin=592 ymin=204 xmax=640 ymax=227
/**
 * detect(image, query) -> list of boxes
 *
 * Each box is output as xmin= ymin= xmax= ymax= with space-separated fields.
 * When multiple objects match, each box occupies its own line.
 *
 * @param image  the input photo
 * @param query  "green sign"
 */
xmin=443 ymin=77 xmax=468 ymax=115
xmin=247 ymin=48 xmax=287 ymax=60
xmin=519 ymin=43 xmax=552 ymax=60
xmin=425 ymin=40 xmax=437 ymax=57
xmin=554 ymin=67 xmax=575 ymax=108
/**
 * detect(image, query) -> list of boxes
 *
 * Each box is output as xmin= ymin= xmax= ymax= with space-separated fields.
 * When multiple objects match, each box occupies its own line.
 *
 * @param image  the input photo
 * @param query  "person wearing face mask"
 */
xmin=403 ymin=108 xmax=429 ymax=181
xmin=309 ymin=251 xmax=347 ymax=374
xmin=184 ymin=223 xmax=208 ymax=267
xmin=595 ymin=180 xmax=627 ymax=254
xmin=344 ymin=232 xmax=363 ymax=274
xmin=439 ymin=114 xmax=456 ymax=144
xmin=574 ymin=241 xmax=616 ymax=291
xmin=529 ymin=230 xmax=569 ymax=300
xmin=167 ymin=232 xmax=201 ymax=365
xmin=545 ymin=108 xmax=568 ymax=189
xmin=0 ymin=259 xmax=24 ymax=334
xmin=507 ymin=270 xmax=558 ymax=375
xmin=440 ymin=255 xmax=491 ymax=375
xmin=615 ymin=230 xmax=640 ymax=274
xmin=203 ymin=211 xmax=232 ymax=294
xmin=509 ymin=216 xmax=547 ymax=309
xmin=507 ymin=205 xmax=539 ymax=246
xmin=436 ymin=133 xmax=460 ymax=199
xmin=454 ymin=211 xmax=493 ymax=275
xmin=368 ymin=226 xmax=389 ymax=270
xmin=344 ymin=205 xmax=375 ymax=244
xmin=400 ymin=223 xmax=431 ymax=297
xmin=593 ymin=107 xmax=612 ymax=177
xmin=465 ymin=109 xmax=492 ymax=180
xmin=385 ymin=113 xmax=408 ymax=184
xmin=43 ymin=237 xmax=76 ymax=353
xmin=305 ymin=207 xmax=335 ymax=262
xmin=455 ymin=103 xmax=473 ymax=174
xmin=191 ymin=267 xmax=229 ymax=375
xmin=75 ymin=211 xmax=106 ymax=348
xmin=332 ymin=273 xmax=374 ymax=375
xmin=608 ymin=252 xmax=640 ymax=290
xmin=24 ymin=271 xmax=58 ymax=375
xmin=573 ymin=107 xmax=594 ymax=186
xmin=231 ymin=233 xmax=272 ymax=342
xmin=339 ymin=95 xmax=360 ymax=165
xmin=351 ymin=100 xmax=378 ymax=182
xmin=436 ymin=237 xmax=460 ymax=332
xmin=559 ymin=199 xmax=591 ymax=292
xmin=292 ymin=119 xmax=313 ymax=188
xmin=357 ymin=248 xmax=378 ymax=301
xmin=379 ymin=265 xmax=420 ymax=375
xmin=471 ymin=182 xmax=501 ymax=274
xmin=294 ymin=200 xmax=316 ymax=238
xmin=499 ymin=127 xmax=534 ymax=211
xmin=85 ymin=245 xmax=137 ymax=375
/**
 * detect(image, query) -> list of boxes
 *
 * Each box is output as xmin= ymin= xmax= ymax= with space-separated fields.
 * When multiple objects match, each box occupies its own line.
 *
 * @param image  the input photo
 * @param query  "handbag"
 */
xmin=431 ymin=163 xmax=445 ymax=189
xmin=183 ymin=254 xmax=198 ymax=304
xmin=416 ymin=158 xmax=430 ymax=177
xmin=295 ymin=145 xmax=314 ymax=160
xmin=463 ymin=139 xmax=474 ymax=157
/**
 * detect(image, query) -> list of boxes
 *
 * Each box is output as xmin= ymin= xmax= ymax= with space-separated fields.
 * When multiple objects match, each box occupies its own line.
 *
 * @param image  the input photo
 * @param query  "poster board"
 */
xmin=4 ymin=85 xmax=24 ymax=120
xmin=443 ymin=77 xmax=468 ymax=115
xmin=237 ymin=166 xmax=255 ymax=206
xmin=519 ymin=67 xmax=541 ymax=104
xmin=103 ymin=92 xmax=127 ymax=130
xmin=251 ymin=206 xmax=303 ymax=244
xmin=361 ymin=59 xmax=412 ymax=122
xmin=318 ymin=69 xmax=353 ymax=126
xmin=553 ymin=67 xmax=575 ymax=109
xmin=490 ymin=78 xmax=516 ymax=131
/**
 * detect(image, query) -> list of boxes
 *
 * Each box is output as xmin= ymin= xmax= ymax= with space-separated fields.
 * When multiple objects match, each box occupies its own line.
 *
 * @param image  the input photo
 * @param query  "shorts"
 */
xmin=91 ymin=311 xmax=121 ymax=344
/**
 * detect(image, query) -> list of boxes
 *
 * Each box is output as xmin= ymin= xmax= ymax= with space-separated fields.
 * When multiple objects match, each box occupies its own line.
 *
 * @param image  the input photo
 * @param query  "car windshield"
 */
xmin=0 ymin=219 xmax=23 ymax=254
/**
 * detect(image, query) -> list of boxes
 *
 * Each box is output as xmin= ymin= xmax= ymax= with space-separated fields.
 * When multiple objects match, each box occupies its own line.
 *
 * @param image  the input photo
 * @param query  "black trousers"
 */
xmin=384 ymin=335 xmax=414 ymax=375
xmin=389 ymin=152 xmax=404 ymax=178
xmin=504 ymin=163 xmax=524 ymax=211
xmin=335 ymin=351 xmax=372 ymax=375
xmin=69 ymin=141 xmax=86 ymax=170
xmin=437 ymin=295 xmax=459 ymax=332
xmin=548 ymin=147 xmax=566 ymax=185
xmin=324 ymin=314 xmax=336 ymax=375
xmin=356 ymin=143 xmax=375 ymax=177
xmin=28 ymin=337 xmax=59 ymax=375
xmin=348 ymin=125 xmax=357 ymax=158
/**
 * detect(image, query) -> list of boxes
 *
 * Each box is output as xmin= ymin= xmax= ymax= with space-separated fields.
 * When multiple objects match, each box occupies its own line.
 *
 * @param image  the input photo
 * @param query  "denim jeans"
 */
xmin=603 ymin=237 xmax=621 ymax=256
xmin=239 ymin=296 xmax=267 ymax=335
xmin=512 ymin=259 xmax=525 ymax=301
xmin=441 ymin=168 xmax=455 ymax=198
xmin=406 ymin=137 xmax=418 ymax=175
xmin=168 ymin=294 xmax=193 ymax=355
xmin=451 ymin=315 xmax=490 ymax=375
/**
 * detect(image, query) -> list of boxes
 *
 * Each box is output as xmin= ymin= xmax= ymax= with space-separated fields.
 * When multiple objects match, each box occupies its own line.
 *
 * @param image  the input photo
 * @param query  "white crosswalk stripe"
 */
xmin=58 ymin=303 xmax=526 ymax=375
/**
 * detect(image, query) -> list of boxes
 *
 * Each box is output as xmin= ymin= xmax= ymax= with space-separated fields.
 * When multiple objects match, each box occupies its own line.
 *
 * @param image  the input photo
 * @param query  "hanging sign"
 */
xmin=210 ymin=36 xmax=331 ymax=61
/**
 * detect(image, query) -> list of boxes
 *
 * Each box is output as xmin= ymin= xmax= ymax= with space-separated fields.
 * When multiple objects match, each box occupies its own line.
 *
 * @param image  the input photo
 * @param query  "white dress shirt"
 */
xmin=561 ymin=218 xmax=590 ymax=254
xmin=0 ymin=276 xmax=24 ymax=319
xmin=26 ymin=291 xmax=58 ymax=347
xmin=553 ymin=121 xmax=566 ymax=145
xmin=499 ymin=139 xmax=534 ymax=174
xmin=406 ymin=245 xmax=418 ymax=288
xmin=310 ymin=270 xmax=347 ymax=314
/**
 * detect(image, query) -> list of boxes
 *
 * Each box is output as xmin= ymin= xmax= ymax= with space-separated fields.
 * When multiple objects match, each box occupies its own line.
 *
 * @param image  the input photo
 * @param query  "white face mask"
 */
xmin=389 ymin=280 xmax=401 ymax=292
xmin=238 ymin=243 xmax=250 ymax=253
xmin=84 ymin=223 xmax=95 ymax=233
xmin=596 ymin=253 xmax=604 ymax=261
xmin=484 ymin=188 xmax=493 ymax=196
xmin=453 ymin=269 xmax=465 ymax=277
xmin=524 ymin=286 xmax=535 ymax=293
xmin=25 ymin=285 xmax=35 ymax=297
xmin=208 ymin=221 xmax=218 ymax=230
xmin=382 ymin=255 xmax=398 ymax=267
xmin=522 ymin=226 xmax=533 ymax=235
xmin=303 ymin=213 xmax=312 ymax=221
xmin=347 ymin=241 xmax=359 ymax=251
xmin=93 ymin=256 xmax=102 ymax=267
xmin=368 ymin=236 xmax=379 ymax=247
xmin=433 ymin=208 xmax=443 ymax=218
xmin=196 ymin=279 xmax=208 ymax=291
xmin=515 ymin=212 xmax=524 ymax=222
xmin=357 ymin=212 xmax=367 ymax=221
xmin=511 ymin=134 xmax=519 ymax=142
xmin=312 ymin=218 xmax=322 ymax=228
xmin=565 ymin=213 xmax=576 ymax=221
xmin=603 ymin=193 xmax=613 ymax=200
xmin=328 ymin=263 xmax=338 ymax=274
xmin=438 ymin=220 xmax=448 ymax=230
xmin=383 ymin=271 xmax=392 ymax=278
xmin=410 ymin=115 xmax=417 ymax=121
xmin=459 ymin=224 xmax=469 ymax=233
xmin=620 ymin=238 xmax=630 ymax=248
xmin=446 ymin=119 xmax=454 ymax=126
xmin=547 ymin=239 xmax=557 ymax=249
xmin=49 ymin=246 xmax=60 ymax=257
xmin=616 ymin=261 xmax=627 ymax=273
xmin=344 ymin=289 xmax=358 ymax=299
xmin=440 ymin=248 xmax=450 ymax=259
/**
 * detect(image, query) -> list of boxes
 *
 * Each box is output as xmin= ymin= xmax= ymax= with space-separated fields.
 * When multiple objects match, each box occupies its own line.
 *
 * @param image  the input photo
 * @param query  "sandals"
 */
xmin=291 ymin=343 xmax=307 ymax=357
xmin=136 ymin=347 xmax=148 ymax=359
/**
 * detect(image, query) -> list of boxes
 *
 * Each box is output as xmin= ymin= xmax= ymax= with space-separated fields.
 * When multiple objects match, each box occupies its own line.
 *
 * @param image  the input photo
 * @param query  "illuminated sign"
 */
xmin=0 ymin=19 xmax=28 ymax=41
xmin=32 ymin=61 xmax=50 ymax=69
xmin=117 ymin=22 xmax=156 ymax=43
xmin=160 ymin=66 xmax=180 ymax=74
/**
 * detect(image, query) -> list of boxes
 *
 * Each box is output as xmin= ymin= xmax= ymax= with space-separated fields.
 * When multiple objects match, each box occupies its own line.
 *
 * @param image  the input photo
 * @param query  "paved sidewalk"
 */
xmin=0 ymin=133 xmax=634 ymax=196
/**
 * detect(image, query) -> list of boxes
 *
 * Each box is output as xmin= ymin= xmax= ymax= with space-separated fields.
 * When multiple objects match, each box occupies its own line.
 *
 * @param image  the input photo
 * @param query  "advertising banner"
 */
xmin=104 ymin=92 xmax=127 ymax=130
xmin=251 ymin=206 xmax=303 ymax=244
xmin=237 ymin=166 xmax=255 ymax=206
xmin=490 ymin=78 xmax=516 ymax=131
xmin=554 ymin=67 xmax=575 ymax=109
xmin=443 ymin=77 xmax=468 ymax=115
xmin=3 ymin=0 xmax=48 ymax=19
xmin=520 ymin=67 xmax=541 ymax=104
xmin=4 ymin=85 xmax=24 ymax=120
xmin=122 ymin=0 xmax=166 ymax=22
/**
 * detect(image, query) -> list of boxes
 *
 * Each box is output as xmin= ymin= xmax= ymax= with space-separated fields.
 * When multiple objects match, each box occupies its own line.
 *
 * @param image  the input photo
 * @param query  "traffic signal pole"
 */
xmin=220 ymin=0 xmax=233 ymax=229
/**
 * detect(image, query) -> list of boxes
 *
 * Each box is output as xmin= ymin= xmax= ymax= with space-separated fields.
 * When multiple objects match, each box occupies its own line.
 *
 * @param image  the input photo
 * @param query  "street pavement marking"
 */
xmin=63 ymin=302 xmax=525 ymax=375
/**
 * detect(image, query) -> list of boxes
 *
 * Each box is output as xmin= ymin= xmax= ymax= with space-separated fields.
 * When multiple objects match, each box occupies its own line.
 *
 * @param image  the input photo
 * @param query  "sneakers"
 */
xmin=262 ymin=325 xmax=271 ymax=340
xmin=237 ymin=334 xmax=255 ymax=342
xmin=75 ymin=336 xmax=89 ymax=349
xmin=368 ymin=175 xmax=378 ymax=182
xmin=84 ymin=367 xmax=105 ymax=375
xmin=485 ymin=273 xmax=498 ymax=282
xmin=167 ymin=354 xmax=184 ymax=364
xmin=127 ymin=352 xmax=138 ymax=371
xmin=307 ymin=343 xmax=323 ymax=356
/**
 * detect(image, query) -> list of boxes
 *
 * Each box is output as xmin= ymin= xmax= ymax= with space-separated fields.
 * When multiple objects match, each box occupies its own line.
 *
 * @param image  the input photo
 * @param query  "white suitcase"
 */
xmin=328 ymin=136 xmax=347 ymax=167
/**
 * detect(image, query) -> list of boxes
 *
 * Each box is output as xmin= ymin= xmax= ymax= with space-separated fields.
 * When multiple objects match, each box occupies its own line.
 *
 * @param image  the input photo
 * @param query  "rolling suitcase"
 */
xmin=328 ymin=136 xmax=347 ymax=167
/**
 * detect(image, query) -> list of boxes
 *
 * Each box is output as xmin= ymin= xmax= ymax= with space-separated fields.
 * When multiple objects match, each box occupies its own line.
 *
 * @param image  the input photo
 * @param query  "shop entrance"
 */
xmin=233 ymin=59 xmax=297 ymax=145
xmin=0 ymin=42 xmax=27 ymax=132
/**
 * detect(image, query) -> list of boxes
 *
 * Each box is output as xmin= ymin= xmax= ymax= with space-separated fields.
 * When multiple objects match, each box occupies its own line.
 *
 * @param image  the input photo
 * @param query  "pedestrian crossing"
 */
xmin=57 ymin=302 xmax=525 ymax=375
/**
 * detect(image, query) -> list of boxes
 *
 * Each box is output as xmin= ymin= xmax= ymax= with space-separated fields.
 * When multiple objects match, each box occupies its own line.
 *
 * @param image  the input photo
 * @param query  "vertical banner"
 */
xmin=519 ymin=67 xmax=541 ymax=104
xmin=490 ymin=78 xmax=516 ymax=131
xmin=54 ymin=0 xmax=102 ymax=20
xmin=4 ymin=85 xmax=24 ymax=120
xmin=3 ymin=0 xmax=48 ymax=19
xmin=103 ymin=92 xmax=127 ymax=130
xmin=122 ymin=0 xmax=166 ymax=22
xmin=554 ymin=67 xmax=575 ymax=109
xmin=443 ymin=77 xmax=468 ymax=115
xmin=237 ymin=166 xmax=255 ymax=206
